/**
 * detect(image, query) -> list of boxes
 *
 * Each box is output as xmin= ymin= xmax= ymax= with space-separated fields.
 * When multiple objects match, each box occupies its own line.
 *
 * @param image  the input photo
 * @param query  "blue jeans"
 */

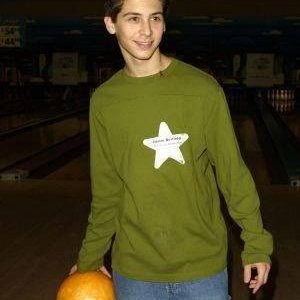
xmin=113 ymin=269 xmax=231 ymax=300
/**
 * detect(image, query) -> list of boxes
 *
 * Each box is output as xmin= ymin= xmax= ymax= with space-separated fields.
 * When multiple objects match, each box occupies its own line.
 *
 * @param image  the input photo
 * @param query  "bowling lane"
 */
xmin=0 ymin=101 xmax=89 ymax=133
xmin=0 ymin=112 xmax=42 ymax=132
xmin=44 ymin=152 xmax=90 ymax=181
xmin=281 ymin=111 xmax=300 ymax=141
xmin=0 ymin=114 xmax=88 ymax=171
xmin=233 ymin=114 xmax=272 ymax=185
xmin=0 ymin=180 xmax=91 ymax=300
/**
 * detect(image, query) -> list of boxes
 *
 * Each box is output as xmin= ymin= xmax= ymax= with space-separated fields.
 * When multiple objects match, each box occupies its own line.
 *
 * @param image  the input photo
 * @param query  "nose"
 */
xmin=140 ymin=20 xmax=152 ymax=36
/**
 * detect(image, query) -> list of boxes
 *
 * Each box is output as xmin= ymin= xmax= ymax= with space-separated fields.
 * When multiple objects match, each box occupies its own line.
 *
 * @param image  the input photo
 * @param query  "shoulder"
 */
xmin=172 ymin=60 xmax=222 ymax=99
xmin=177 ymin=60 xmax=220 ymax=89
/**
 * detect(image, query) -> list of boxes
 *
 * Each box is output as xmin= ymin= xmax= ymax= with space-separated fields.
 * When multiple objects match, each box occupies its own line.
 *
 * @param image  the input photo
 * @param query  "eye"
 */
xmin=128 ymin=16 xmax=140 ymax=23
xmin=151 ymin=15 xmax=162 ymax=22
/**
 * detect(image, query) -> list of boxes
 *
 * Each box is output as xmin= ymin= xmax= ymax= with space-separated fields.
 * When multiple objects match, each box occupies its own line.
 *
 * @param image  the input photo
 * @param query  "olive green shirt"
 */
xmin=77 ymin=59 xmax=273 ymax=282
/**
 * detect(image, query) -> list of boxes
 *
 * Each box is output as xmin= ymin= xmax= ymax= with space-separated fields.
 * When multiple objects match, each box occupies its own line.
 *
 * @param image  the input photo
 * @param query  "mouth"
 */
xmin=134 ymin=41 xmax=153 ymax=49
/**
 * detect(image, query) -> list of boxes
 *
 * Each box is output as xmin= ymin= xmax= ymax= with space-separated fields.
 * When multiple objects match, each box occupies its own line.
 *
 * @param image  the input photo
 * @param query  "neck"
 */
xmin=123 ymin=52 xmax=172 ymax=78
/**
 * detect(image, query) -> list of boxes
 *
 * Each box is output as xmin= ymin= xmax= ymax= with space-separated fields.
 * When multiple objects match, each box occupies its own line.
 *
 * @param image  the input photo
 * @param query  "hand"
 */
xmin=244 ymin=262 xmax=271 ymax=294
xmin=69 ymin=264 xmax=111 ymax=278
xmin=97 ymin=265 xmax=112 ymax=278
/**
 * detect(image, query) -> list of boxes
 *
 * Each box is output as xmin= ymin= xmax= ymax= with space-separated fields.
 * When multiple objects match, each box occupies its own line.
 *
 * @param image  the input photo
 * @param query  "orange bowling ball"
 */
xmin=57 ymin=271 xmax=116 ymax=300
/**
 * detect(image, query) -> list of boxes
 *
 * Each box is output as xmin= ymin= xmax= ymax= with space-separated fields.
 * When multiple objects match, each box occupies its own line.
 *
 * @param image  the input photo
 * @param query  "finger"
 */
xmin=244 ymin=265 xmax=252 ymax=283
xmin=250 ymin=281 xmax=257 ymax=289
xmin=252 ymin=265 xmax=266 ymax=294
xmin=69 ymin=265 xmax=77 ymax=275
xmin=263 ymin=264 xmax=271 ymax=284
xmin=99 ymin=266 xmax=112 ymax=278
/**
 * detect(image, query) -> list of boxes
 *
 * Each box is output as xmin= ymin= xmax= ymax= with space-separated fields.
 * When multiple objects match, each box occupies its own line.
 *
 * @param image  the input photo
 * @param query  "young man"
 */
xmin=72 ymin=0 xmax=273 ymax=299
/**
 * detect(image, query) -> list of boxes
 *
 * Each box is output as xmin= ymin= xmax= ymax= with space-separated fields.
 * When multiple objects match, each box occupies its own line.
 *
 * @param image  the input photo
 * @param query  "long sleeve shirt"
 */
xmin=77 ymin=58 xmax=273 ymax=282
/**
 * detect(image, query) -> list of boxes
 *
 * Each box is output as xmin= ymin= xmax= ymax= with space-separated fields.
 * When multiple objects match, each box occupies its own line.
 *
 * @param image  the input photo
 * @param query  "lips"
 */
xmin=134 ymin=41 xmax=153 ymax=49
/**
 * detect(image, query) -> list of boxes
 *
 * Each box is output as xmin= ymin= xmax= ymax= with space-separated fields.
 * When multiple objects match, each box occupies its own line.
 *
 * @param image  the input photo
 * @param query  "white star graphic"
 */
xmin=143 ymin=122 xmax=189 ymax=169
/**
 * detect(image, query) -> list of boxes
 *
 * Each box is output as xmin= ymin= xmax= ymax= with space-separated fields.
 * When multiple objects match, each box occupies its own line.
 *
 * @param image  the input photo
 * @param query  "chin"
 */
xmin=132 ymin=48 xmax=160 ymax=61
xmin=134 ymin=53 xmax=156 ymax=61
xmin=120 ymin=42 xmax=161 ymax=62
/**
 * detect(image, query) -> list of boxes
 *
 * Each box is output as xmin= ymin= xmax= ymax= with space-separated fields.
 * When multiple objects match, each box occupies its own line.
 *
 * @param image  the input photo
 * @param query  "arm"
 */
xmin=77 ymin=97 xmax=123 ymax=273
xmin=205 ymin=84 xmax=273 ymax=292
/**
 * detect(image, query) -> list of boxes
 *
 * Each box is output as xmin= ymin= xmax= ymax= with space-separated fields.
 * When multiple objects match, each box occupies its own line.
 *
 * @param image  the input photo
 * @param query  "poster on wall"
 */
xmin=245 ymin=53 xmax=275 ymax=87
xmin=0 ymin=25 xmax=22 ymax=48
xmin=52 ymin=52 xmax=79 ymax=85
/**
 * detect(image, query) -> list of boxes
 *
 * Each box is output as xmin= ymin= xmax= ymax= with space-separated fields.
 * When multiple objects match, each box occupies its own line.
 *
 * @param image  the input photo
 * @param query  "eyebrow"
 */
xmin=121 ymin=12 xmax=163 ymax=18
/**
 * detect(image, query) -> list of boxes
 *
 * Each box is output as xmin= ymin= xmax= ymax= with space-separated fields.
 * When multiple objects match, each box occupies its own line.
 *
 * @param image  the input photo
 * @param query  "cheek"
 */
xmin=118 ymin=27 xmax=135 ymax=40
xmin=153 ymin=23 xmax=164 ymax=34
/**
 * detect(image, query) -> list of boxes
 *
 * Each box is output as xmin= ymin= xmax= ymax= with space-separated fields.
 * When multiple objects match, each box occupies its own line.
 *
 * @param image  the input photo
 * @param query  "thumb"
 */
xmin=244 ymin=264 xmax=252 ymax=283
xmin=69 ymin=264 xmax=78 ymax=276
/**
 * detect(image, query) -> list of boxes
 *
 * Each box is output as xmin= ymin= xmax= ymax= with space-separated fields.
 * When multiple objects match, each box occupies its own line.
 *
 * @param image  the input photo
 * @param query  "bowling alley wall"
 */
xmin=1 ymin=0 xmax=300 ymax=17
xmin=0 ymin=0 xmax=300 ymax=111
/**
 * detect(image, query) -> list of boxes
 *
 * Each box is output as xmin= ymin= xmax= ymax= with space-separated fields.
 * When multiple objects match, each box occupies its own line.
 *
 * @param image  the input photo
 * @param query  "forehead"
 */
xmin=120 ymin=0 xmax=163 ymax=14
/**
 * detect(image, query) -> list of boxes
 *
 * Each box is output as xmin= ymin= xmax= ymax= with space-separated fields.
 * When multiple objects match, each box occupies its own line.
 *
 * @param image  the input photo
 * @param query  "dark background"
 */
xmin=1 ymin=0 xmax=300 ymax=17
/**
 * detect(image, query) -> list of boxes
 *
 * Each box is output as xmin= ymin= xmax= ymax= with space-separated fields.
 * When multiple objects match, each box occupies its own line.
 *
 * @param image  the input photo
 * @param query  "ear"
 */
xmin=104 ymin=16 xmax=116 ymax=34
xmin=163 ymin=23 xmax=166 ymax=32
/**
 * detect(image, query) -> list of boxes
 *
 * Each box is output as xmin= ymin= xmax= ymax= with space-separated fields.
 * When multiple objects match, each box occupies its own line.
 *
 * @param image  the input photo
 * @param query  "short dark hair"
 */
xmin=104 ymin=0 xmax=170 ymax=23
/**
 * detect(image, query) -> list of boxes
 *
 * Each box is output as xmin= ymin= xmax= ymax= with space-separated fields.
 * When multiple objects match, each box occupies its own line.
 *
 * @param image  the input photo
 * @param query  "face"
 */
xmin=104 ymin=0 xmax=165 ymax=63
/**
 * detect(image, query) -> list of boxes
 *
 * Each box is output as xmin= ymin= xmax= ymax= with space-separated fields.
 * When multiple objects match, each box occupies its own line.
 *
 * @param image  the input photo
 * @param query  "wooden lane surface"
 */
xmin=233 ymin=116 xmax=271 ymax=185
xmin=0 ymin=180 xmax=90 ymax=300
xmin=281 ymin=111 xmax=300 ymax=141
xmin=0 ymin=180 xmax=299 ymax=299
